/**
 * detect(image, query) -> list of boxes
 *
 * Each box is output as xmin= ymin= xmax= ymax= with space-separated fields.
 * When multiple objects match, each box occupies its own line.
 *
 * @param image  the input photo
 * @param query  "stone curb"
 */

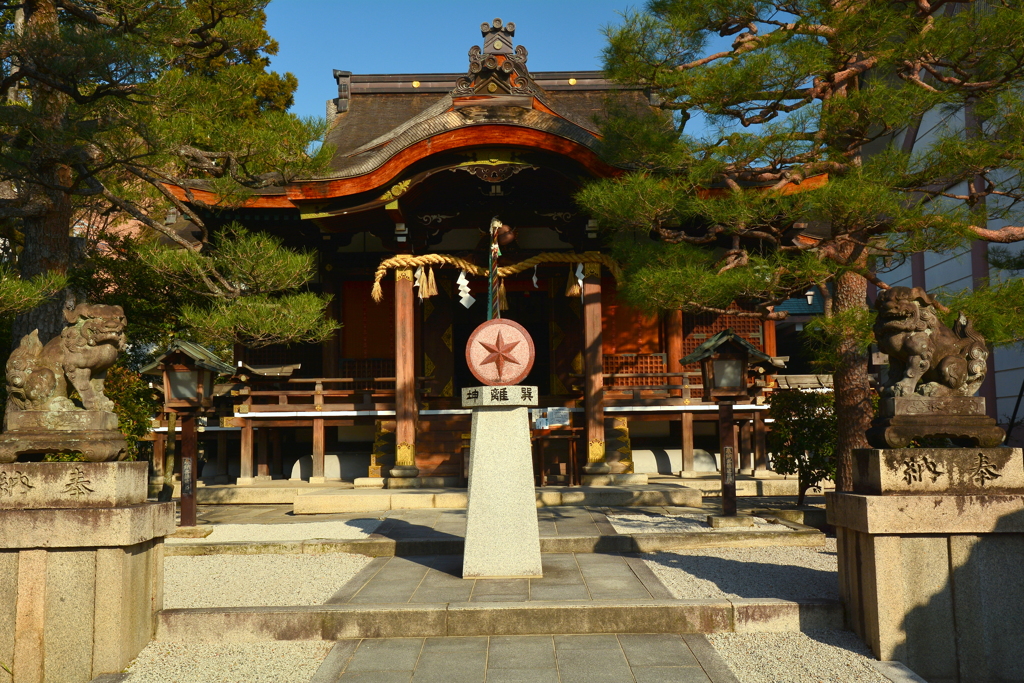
xmin=164 ymin=527 xmax=825 ymax=557
xmin=155 ymin=599 xmax=843 ymax=642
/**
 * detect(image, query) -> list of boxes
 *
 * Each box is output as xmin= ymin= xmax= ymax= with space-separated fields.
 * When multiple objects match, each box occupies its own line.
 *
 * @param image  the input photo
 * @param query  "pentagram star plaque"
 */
xmin=465 ymin=318 xmax=535 ymax=386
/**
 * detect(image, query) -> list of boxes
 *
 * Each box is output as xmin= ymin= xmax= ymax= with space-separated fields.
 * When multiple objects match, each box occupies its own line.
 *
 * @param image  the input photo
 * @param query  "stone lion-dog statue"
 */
xmin=6 ymin=303 xmax=127 ymax=413
xmin=873 ymin=287 xmax=987 ymax=398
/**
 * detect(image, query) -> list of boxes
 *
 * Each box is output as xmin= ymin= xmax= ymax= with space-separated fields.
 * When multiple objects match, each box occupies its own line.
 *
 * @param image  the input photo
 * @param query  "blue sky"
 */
xmin=264 ymin=0 xmax=636 ymax=121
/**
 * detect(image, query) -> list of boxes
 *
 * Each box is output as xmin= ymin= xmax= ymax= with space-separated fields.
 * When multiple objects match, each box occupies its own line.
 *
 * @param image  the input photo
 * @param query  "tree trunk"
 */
xmin=831 ymin=270 xmax=872 ymax=491
xmin=12 ymin=0 xmax=74 ymax=346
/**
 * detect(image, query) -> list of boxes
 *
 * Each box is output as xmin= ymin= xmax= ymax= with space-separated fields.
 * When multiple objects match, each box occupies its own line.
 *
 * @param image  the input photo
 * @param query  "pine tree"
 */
xmin=581 ymin=0 xmax=1024 ymax=489
xmin=0 ymin=1 xmax=333 ymax=347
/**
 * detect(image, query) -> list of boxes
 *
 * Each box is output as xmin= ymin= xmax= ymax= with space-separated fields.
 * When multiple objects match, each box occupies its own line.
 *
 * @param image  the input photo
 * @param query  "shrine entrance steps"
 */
xmin=157 ymin=507 xmax=837 ymax=644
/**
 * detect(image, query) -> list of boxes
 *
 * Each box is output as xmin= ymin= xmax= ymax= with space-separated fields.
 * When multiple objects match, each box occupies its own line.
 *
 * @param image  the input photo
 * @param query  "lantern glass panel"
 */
xmin=713 ymin=359 xmax=744 ymax=388
xmin=168 ymin=370 xmax=199 ymax=400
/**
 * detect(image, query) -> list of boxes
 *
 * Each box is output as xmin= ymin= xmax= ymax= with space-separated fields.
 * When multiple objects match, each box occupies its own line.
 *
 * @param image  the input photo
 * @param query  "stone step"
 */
xmin=292 ymin=484 xmax=702 ymax=514
xmin=164 ymin=524 xmax=824 ymax=557
xmin=155 ymin=598 xmax=843 ymax=642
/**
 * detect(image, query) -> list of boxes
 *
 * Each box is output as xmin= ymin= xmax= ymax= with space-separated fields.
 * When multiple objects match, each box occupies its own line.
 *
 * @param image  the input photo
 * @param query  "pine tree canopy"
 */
xmin=580 ymin=0 xmax=1024 ymax=346
xmin=583 ymin=0 xmax=1024 ymax=489
xmin=0 ymin=0 xmax=334 ymax=347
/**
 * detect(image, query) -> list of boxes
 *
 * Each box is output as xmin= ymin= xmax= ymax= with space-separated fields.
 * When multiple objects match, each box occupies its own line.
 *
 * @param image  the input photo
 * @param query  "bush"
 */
xmin=766 ymin=389 xmax=837 ymax=505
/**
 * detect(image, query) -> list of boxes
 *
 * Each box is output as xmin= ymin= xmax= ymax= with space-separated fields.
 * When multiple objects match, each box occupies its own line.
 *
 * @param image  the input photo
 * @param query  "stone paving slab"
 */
xmin=303 ymin=634 xmax=740 ymax=683
xmin=155 ymin=599 xmax=844 ymax=642
xmin=166 ymin=506 xmax=824 ymax=557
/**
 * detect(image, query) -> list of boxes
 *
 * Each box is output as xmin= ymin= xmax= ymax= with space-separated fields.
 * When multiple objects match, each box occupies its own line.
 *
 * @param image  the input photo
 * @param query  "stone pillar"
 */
xmin=0 ymin=462 xmax=174 ymax=683
xmin=391 ymin=267 xmax=419 ymax=483
xmin=462 ymin=386 xmax=542 ymax=579
xmin=581 ymin=261 xmax=608 ymax=475
xmin=237 ymin=419 xmax=254 ymax=485
xmin=828 ymin=447 xmax=1024 ymax=683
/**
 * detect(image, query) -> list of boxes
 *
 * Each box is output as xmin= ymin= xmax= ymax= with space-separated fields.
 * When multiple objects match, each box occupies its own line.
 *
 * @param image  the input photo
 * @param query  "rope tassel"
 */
xmin=497 ymin=279 xmax=509 ymax=311
xmin=565 ymin=265 xmax=581 ymax=297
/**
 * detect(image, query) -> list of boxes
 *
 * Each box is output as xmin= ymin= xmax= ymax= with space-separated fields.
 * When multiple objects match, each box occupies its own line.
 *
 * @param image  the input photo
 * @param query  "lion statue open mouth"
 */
xmin=873 ymin=287 xmax=987 ymax=398
xmin=5 ymin=303 xmax=127 ymax=414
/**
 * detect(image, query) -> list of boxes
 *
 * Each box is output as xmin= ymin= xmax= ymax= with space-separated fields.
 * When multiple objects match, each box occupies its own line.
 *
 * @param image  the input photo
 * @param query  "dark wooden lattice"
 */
xmin=339 ymin=358 xmax=395 ymax=391
xmin=603 ymin=354 xmax=668 ymax=387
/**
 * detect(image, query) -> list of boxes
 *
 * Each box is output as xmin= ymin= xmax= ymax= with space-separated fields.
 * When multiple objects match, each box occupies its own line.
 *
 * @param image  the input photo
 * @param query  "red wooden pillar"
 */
xmin=392 ymin=267 xmax=419 ymax=479
xmin=179 ymin=412 xmax=198 ymax=526
xmin=582 ymin=261 xmax=608 ymax=474
xmin=238 ymin=419 xmax=254 ymax=485
xmin=666 ymin=310 xmax=684 ymax=398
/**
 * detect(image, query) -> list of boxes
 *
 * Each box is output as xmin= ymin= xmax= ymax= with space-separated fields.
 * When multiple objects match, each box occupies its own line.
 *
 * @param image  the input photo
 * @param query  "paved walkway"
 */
xmin=309 ymin=634 xmax=738 ymax=683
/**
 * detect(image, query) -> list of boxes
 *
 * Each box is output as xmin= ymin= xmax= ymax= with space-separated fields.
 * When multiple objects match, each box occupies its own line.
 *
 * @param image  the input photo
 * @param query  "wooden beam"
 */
xmin=681 ymin=411 xmax=694 ymax=473
xmin=312 ymin=418 xmax=326 ymax=482
xmin=666 ymin=310 xmax=684 ymax=398
xmin=256 ymin=427 xmax=270 ymax=480
xmin=238 ymin=420 xmax=254 ymax=485
xmin=582 ymin=263 xmax=607 ymax=473
xmin=393 ymin=267 xmax=419 ymax=478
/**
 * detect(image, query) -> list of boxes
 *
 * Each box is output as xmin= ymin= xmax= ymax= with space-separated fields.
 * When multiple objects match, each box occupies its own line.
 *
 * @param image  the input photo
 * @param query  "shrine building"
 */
xmin=167 ymin=19 xmax=784 ymax=487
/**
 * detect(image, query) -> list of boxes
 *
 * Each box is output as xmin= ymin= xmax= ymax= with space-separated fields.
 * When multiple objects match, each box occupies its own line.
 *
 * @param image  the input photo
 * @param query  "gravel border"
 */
xmin=708 ymin=630 xmax=892 ymax=683
xmin=167 ymin=519 xmax=383 ymax=544
xmin=164 ymin=553 xmax=373 ymax=608
xmin=124 ymin=642 xmax=332 ymax=683
xmin=642 ymin=537 xmax=839 ymax=600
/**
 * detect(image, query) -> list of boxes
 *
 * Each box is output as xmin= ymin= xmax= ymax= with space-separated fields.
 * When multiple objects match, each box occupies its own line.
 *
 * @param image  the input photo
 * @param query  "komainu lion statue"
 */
xmin=6 ymin=303 xmax=126 ymax=413
xmin=873 ymin=287 xmax=987 ymax=398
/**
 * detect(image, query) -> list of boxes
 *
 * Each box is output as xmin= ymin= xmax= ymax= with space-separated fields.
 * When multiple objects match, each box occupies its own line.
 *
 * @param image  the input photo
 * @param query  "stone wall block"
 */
xmin=12 ymin=549 xmax=46 ymax=683
xmin=43 ymin=550 xmax=96 ymax=683
xmin=0 ymin=551 xmax=17 ymax=680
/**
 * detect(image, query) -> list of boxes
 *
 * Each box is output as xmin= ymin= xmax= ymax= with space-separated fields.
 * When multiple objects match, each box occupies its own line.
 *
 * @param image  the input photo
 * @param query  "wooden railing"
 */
xmin=233 ymin=377 xmax=399 ymax=413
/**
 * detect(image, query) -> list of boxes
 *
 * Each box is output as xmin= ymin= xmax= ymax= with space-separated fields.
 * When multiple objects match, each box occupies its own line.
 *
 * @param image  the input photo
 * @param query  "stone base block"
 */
xmin=463 ymin=406 xmax=542 ymax=579
xmin=0 ymin=461 xmax=148 ymax=509
xmin=580 ymin=473 xmax=648 ymax=486
xmin=853 ymin=447 xmax=1024 ymax=495
xmin=868 ymin=403 xmax=1005 ymax=448
xmin=1 ymin=496 xmax=170 ymax=683
xmin=353 ymin=477 xmax=386 ymax=489
xmin=707 ymin=515 xmax=755 ymax=528
xmin=829 ymin=490 xmax=1024 ymax=683
xmin=0 ymin=427 xmax=126 ymax=463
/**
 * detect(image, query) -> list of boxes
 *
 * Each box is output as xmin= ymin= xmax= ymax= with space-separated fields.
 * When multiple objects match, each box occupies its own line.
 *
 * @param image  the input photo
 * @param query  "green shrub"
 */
xmin=767 ymin=390 xmax=837 ymax=505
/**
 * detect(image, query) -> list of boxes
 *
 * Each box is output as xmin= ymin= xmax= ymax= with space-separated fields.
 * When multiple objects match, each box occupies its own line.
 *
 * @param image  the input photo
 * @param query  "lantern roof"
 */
xmin=140 ymin=340 xmax=234 ymax=376
xmin=680 ymin=329 xmax=786 ymax=368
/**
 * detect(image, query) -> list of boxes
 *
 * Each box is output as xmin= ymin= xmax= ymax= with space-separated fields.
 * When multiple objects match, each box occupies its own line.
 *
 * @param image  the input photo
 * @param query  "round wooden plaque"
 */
xmin=465 ymin=318 xmax=536 ymax=386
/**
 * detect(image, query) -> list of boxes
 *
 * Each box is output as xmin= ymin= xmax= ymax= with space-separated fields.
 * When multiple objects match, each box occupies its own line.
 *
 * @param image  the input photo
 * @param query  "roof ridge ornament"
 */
xmin=452 ymin=18 xmax=535 ymax=97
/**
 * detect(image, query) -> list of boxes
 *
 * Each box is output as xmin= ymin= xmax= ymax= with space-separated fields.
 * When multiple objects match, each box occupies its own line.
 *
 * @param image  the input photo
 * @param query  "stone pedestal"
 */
xmin=0 ymin=461 xmax=174 ymax=683
xmin=0 ymin=411 xmax=127 ymax=463
xmin=462 ymin=386 xmax=542 ymax=579
xmin=828 ymin=447 xmax=1024 ymax=683
xmin=867 ymin=396 xmax=1005 ymax=448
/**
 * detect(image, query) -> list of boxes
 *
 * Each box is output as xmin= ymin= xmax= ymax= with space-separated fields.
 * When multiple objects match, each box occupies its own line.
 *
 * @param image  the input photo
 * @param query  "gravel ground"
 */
xmin=167 ymin=519 xmax=383 ymax=544
xmin=164 ymin=553 xmax=372 ymax=608
xmin=708 ymin=630 xmax=891 ymax=683
xmin=643 ymin=537 xmax=838 ymax=600
xmin=608 ymin=512 xmax=792 ymax=534
xmin=124 ymin=642 xmax=332 ymax=683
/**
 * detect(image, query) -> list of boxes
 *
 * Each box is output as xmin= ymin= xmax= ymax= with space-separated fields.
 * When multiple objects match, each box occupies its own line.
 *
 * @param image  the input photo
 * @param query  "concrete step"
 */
xmin=292 ymin=484 xmax=702 ymax=514
xmin=156 ymin=598 xmax=843 ymax=642
xmin=164 ymin=524 xmax=825 ymax=557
